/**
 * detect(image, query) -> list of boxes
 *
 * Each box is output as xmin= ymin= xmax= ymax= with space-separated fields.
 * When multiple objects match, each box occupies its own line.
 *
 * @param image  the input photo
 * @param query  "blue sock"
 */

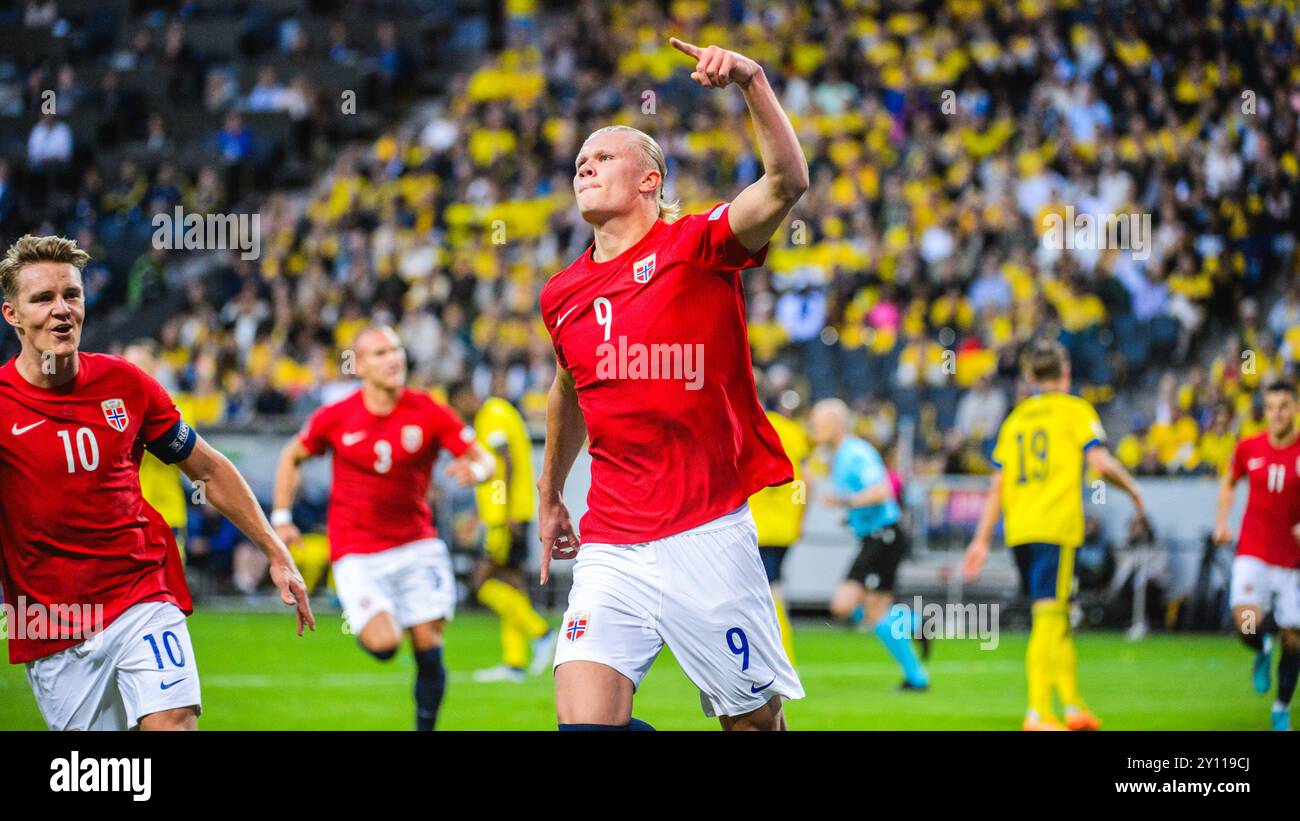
xmin=414 ymin=647 xmax=446 ymax=731
xmin=873 ymin=609 xmax=928 ymax=686
xmin=360 ymin=639 xmax=397 ymax=661
xmin=557 ymin=718 xmax=655 ymax=731
xmin=1279 ymin=650 xmax=1299 ymax=708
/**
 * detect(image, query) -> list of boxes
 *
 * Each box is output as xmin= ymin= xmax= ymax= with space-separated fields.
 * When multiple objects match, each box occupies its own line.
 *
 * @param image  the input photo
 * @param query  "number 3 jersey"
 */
xmin=539 ymin=203 xmax=794 ymax=545
xmin=1229 ymin=433 xmax=1300 ymax=568
xmin=990 ymin=391 xmax=1106 ymax=549
xmin=0 ymin=353 xmax=196 ymax=663
xmin=297 ymin=388 xmax=475 ymax=561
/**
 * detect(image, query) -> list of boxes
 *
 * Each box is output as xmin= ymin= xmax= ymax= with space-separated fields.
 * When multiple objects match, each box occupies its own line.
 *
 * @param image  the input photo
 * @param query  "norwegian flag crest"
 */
xmin=632 ymin=253 xmax=655 ymax=284
xmin=564 ymin=611 xmax=590 ymax=642
xmin=101 ymin=399 xmax=129 ymax=432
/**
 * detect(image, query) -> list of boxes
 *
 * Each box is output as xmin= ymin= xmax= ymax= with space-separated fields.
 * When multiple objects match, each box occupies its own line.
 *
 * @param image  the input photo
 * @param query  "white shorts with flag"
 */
xmin=1230 ymin=554 xmax=1300 ymax=628
xmin=25 ymin=600 xmax=202 ymax=731
xmin=333 ymin=537 xmax=455 ymax=634
xmin=553 ymin=504 xmax=805 ymax=718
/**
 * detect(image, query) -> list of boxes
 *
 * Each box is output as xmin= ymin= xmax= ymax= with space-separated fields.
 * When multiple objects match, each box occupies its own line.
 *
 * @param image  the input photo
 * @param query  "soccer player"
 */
xmin=537 ymin=38 xmax=807 ymax=731
xmin=811 ymin=399 xmax=928 ymax=690
xmin=0 ymin=234 xmax=314 ymax=731
xmin=748 ymin=401 xmax=810 ymax=665
xmin=963 ymin=341 xmax=1145 ymax=731
xmin=272 ymin=326 xmax=496 ymax=730
xmin=1212 ymin=380 xmax=1300 ymax=731
xmin=447 ymin=382 xmax=557 ymax=683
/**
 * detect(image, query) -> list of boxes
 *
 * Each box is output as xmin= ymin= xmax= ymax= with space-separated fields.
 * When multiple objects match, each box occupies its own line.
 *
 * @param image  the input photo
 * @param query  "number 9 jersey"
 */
xmin=990 ymin=391 xmax=1106 ymax=549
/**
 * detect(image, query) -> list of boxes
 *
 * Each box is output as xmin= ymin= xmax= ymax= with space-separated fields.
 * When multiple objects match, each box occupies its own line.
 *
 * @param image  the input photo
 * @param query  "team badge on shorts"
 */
xmin=632 ymin=253 xmax=655 ymax=284
xmin=101 ymin=399 xmax=129 ymax=432
xmin=401 ymin=425 xmax=423 ymax=453
xmin=564 ymin=612 xmax=590 ymax=641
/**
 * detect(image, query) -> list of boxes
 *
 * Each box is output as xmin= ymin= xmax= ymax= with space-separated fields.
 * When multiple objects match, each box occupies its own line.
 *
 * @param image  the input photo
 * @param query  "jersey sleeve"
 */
xmin=858 ymin=445 xmax=888 ymax=489
xmin=539 ymin=289 xmax=572 ymax=373
xmin=298 ymin=403 xmax=336 ymax=456
xmin=1228 ymin=439 xmax=1246 ymax=481
xmin=989 ymin=420 xmax=1010 ymax=470
xmin=136 ymin=365 xmax=197 ymax=464
xmin=678 ymin=203 xmax=769 ymax=275
xmin=430 ymin=400 xmax=475 ymax=458
xmin=1077 ymin=400 xmax=1107 ymax=451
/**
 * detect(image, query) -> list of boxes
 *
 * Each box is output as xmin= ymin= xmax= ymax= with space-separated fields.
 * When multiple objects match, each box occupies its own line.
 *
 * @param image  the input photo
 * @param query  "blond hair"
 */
xmin=1023 ymin=339 xmax=1069 ymax=382
xmin=583 ymin=125 xmax=681 ymax=221
xmin=0 ymin=235 xmax=90 ymax=303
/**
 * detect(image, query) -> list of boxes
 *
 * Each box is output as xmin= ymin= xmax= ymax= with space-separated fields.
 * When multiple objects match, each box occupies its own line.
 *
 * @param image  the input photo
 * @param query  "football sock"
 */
xmin=1054 ymin=615 xmax=1083 ymax=709
xmin=359 ymin=639 xmax=397 ymax=661
xmin=414 ymin=646 xmax=446 ymax=731
xmin=1027 ymin=600 xmax=1060 ymax=717
xmin=772 ymin=592 xmax=796 ymax=666
xmin=1278 ymin=648 xmax=1299 ymax=708
xmin=500 ymin=620 xmax=528 ymax=670
xmin=873 ymin=607 xmax=927 ymax=686
xmin=480 ymin=578 xmax=549 ymax=636
xmin=558 ymin=719 xmax=655 ymax=731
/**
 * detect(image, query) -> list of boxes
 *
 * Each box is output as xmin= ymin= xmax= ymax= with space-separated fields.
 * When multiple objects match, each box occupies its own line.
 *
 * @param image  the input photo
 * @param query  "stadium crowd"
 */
xmin=1 ymin=0 xmax=1298 ymax=487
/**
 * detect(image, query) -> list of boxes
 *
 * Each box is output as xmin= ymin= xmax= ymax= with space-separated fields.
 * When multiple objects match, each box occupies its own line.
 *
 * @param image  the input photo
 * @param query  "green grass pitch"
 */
xmin=0 ymin=609 xmax=1276 ymax=730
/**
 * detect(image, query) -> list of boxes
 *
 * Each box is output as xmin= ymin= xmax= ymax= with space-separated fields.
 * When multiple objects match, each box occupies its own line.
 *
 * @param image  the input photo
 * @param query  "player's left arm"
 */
xmin=670 ymin=38 xmax=809 ymax=252
xmin=445 ymin=441 xmax=496 ymax=487
xmin=177 ymin=436 xmax=316 ymax=635
xmin=1085 ymin=444 xmax=1146 ymax=519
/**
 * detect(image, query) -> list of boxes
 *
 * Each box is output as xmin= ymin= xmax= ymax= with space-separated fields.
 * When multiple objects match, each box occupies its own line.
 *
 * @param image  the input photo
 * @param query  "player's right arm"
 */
xmin=271 ymin=436 xmax=316 ymax=550
xmin=538 ymin=366 xmax=586 ymax=584
xmin=962 ymin=469 xmax=1003 ymax=581
xmin=1213 ymin=443 xmax=1242 ymax=544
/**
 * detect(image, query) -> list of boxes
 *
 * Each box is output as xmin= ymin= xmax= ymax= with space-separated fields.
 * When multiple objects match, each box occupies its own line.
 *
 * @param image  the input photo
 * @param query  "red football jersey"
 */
xmin=1230 ymin=432 xmax=1300 ymax=568
xmin=0 ymin=353 xmax=194 ymax=664
xmin=298 ymin=388 xmax=475 ymax=561
xmin=540 ymin=202 xmax=793 ymax=544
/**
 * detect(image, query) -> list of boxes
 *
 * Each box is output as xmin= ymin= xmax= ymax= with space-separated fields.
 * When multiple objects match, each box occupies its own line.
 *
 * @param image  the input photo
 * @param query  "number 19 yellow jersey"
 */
xmin=990 ymin=392 xmax=1106 ymax=548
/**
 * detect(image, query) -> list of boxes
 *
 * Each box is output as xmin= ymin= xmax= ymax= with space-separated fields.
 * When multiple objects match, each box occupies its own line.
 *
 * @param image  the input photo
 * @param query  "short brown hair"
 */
xmin=1023 ymin=339 xmax=1069 ymax=382
xmin=0 ymin=235 xmax=90 ymax=303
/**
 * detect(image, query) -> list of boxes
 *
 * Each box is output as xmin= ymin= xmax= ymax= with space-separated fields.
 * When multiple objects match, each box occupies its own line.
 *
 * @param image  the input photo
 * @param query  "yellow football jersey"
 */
xmin=991 ymin=392 xmax=1106 ymax=548
xmin=139 ymin=452 xmax=188 ymax=529
xmin=473 ymin=397 xmax=536 ymax=525
xmin=749 ymin=411 xmax=811 ymax=547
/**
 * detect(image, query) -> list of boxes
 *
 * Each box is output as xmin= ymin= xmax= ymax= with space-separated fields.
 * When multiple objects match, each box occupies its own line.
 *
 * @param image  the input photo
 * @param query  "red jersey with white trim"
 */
xmin=1230 ymin=432 xmax=1300 ymax=568
xmin=540 ymin=202 xmax=793 ymax=544
xmin=298 ymin=388 xmax=475 ymax=561
xmin=0 ymin=353 xmax=194 ymax=664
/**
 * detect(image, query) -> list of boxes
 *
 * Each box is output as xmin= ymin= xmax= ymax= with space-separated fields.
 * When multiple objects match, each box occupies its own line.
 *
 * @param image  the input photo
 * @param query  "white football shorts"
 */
xmin=1230 ymin=554 xmax=1300 ymax=628
xmin=26 ymin=600 xmax=202 ymax=731
xmin=332 ymin=537 xmax=455 ymax=633
xmin=553 ymin=504 xmax=805 ymax=718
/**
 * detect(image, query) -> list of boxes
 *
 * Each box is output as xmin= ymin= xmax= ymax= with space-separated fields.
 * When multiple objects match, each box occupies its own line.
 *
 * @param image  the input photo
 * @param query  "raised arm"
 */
xmin=669 ymin=37 xmax=809 ymax=252
xmin=537 ymin=366 xmax=586 ymax=584
xmin=180 ymin=436 xmax=315 ymax=634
